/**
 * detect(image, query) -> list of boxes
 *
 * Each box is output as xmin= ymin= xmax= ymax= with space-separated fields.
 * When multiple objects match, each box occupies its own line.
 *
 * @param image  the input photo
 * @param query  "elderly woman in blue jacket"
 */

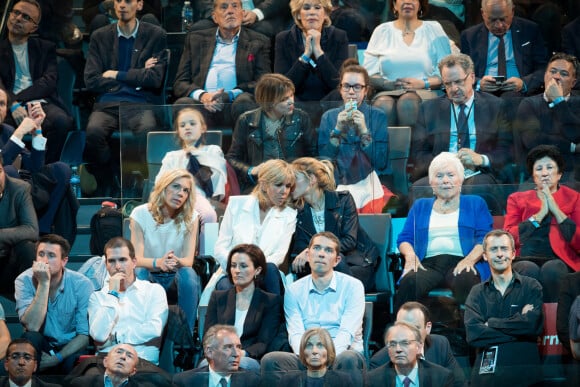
xmin=393 ymin=152 xmax=492 ymax=312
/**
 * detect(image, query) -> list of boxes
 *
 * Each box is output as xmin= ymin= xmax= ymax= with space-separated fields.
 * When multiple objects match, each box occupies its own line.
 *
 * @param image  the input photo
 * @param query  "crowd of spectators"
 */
xmin=1 ymin=0 xmax=580 ymax=385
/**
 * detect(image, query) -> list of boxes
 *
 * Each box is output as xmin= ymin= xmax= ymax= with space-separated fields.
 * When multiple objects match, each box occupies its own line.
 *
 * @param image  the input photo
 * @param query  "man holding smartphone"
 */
xmin=460 ymin=0 xmax=547 ymax=96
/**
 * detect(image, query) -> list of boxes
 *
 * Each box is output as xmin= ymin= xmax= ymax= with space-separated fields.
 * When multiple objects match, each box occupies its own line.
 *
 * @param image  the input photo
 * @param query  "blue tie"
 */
xmin=457 ymin=104 xmax=469 ymax=150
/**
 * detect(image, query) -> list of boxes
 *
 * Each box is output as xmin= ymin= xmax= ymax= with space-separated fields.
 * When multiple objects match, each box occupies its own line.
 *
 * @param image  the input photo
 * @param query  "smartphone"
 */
xmin=493 ymin=75 xmax=505 ymax=84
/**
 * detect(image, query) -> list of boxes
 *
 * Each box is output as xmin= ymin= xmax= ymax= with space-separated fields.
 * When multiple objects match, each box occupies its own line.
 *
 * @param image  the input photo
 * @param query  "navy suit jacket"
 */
xmin=173 ymin=366 xmax=260 ymax=387
xmin=84 ymin=21 xmax=167 ymax=104
xmin=460 ymin=17 xmax=547 ymax=94
xmin=67 ymin=373 xmax=171 ymax=387
xmin=278 ymin=369 xmax=356 ymax=387
xmin=369 ymin=334 xmax=467 ymax=387
xmin=0 ymin=37 xmax=63 ymax=108
xmin=204 ymin=287 xmax=282 ymax=359
xmin=0 ymin=377 xmax=60 ymax=387
xmin=411 ymin=91 xmax=512 ymax=181
xmin=173 ymin=27 xmax=271 ymax=98
xmin=367 ymin=358 xmax=454 ymax=387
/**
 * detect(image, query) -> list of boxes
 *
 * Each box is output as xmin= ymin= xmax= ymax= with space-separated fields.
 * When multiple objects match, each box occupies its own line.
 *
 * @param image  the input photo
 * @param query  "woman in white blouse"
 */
xmin=364 ymin=0 xmax=451 ymax=126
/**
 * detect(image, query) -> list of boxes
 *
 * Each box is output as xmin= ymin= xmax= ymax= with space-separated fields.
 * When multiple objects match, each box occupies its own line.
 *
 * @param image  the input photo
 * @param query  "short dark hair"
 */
xmin=526 ymin=145 xmax=565 ymax=176
xmin=399 ymin=301 xmax=431 ymax=326
xmin=6 ymin=338 xmax=36 ymax=357
xmin=104 ymin=237 xmax=136 ymax=259
xmin=308 ymin=231 xmax=341 ymax=255
xmin=548 ymin=52 xmax=579 ymax=79
xmin=482 ymin=229 xmax=515 ymax=252
xmin=226 ymin=244 xmax=267 ymax=285
xmin=36 ymin=234 xmax=70 ymax=258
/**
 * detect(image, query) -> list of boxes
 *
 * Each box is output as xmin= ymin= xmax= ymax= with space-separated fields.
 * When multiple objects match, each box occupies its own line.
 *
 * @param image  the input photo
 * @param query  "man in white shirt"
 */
xmin=88 ymin=237 xmax=168 ymax=366
xmin=261 ymin=232 xmax=366 ymax=384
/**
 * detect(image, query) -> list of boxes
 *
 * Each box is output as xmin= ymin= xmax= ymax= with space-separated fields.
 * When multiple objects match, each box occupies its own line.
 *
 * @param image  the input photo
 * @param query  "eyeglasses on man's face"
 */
xmin=8 ymin=352 xmax=35 ymax=362
xmin=341 ymin=83 xmax=366 ymax=92
xmin=10 ymin=9 xmax=38 ymax=25
xmin=442 ymin=73 xmax=472 ymax=89
xmin=386 ymin=339 xmax=417 ymax=349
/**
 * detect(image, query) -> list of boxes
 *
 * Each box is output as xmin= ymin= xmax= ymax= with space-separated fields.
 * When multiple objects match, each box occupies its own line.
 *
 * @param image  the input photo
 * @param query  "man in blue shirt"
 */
xmin=261 ymin=231 xmax=366 ymax=384
xmin=14 ymin=234 xmax=94 ymax=374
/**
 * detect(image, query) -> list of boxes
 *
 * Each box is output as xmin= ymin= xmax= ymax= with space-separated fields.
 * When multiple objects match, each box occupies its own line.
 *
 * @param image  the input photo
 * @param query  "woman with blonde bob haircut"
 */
xmin=131 ymin=169 xmax=201 ymax=334
xmin=278 ymin=327 xmax=356 ymax=386
xmin=214 ymin=159 xmax=297 ymax=294
xmin=291 ymin=157 xmax=380 ymax=291
xmin=227 ymin=74 xmax=316 ymax=193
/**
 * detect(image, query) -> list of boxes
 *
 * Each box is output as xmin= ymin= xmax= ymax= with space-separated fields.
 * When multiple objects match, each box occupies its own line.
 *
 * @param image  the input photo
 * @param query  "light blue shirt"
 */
xmin=448 ymin=94 xmax=475 ymax=152
xmin=284 ymin=271 xmax=364 ymax=355
xmin=209 ymin=366 xmax=231 ymax=387
xmin=15 ymin=268 xmax=94 ymax=346
xmin=104 ymin=373 xmax=129 ymax=387
xmin=485 ymin=31 xmax=520 ymax=79
xmin=396 ymin=366 xmax=419 ymax=387
xmin=191 ymin=29 xmax=243 ymax=100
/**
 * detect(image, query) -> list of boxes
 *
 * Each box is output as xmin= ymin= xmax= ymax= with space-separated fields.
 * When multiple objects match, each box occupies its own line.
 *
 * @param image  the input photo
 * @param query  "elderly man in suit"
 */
xmin=172 ymin=0 xmax=271 ymax=128
xmin=173 ymin=324 xmax=260 ymax=387
xmin=367 ymin=321 xmax=454 ymax=387
xmin=0 ymin=0 xmax=74 ymax=164
xmin=1 ymin=338 xmax=60 ymax=387
xmin=67 ymin=343 xmax=171 ymax=387
xmin=410 ymin=53 xmax=511 ymax=214
xmin=461 ymin=0 xmax=547 ymax=96
xmin=370 ymin=301 xmax=466 ymax=387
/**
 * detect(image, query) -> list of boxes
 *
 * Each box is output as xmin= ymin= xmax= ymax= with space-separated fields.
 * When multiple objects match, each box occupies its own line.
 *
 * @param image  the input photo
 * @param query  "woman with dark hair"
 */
xmin=364 ymin=0 xmax=451 ymax=126
xmin=204 ymin=244 xmax=282 ymax=371
xmin=278 ymin=327 xmax=355 ymax=386
xmin=504 ymin=145 xmax=580 ymax=302
xmin=227 ymin=73 xmax=316 ymax=193
xmin=318 ymin=59 xmax=391 ymax=213
xmin=291 ymin=157 xmax=379 ymax=291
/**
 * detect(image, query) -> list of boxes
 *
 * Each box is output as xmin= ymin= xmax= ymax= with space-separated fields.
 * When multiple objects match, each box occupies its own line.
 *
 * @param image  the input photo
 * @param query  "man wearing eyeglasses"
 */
xmin=1 ymin=338 xmax=60 ymax=386
xmin=411 ymin=53 xmax=511 ymax=215
xmin=0 ymin=0 xmax=74 ymax=164
xmin=367 ymin=321 xmax=454 ymax=387
xmin=514 ymin=52 xmax=580 ymax=186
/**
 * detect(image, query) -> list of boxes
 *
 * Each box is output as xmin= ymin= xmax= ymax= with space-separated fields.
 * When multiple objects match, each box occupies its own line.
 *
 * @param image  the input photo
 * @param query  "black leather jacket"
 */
xmin=226 ymin=107 xmax=317 ymax=191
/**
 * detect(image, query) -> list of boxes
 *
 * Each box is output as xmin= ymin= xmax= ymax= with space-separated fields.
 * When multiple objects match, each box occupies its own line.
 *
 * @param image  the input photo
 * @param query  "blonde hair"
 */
xmin=290 ymin=0 xmax=332 ymax=31
xmin=299 ymin=327 xmax=336 ymax=368
xmin=291 ymin=157 xmax=335 ymax=209
xmin=148 ymin=169 xmax=196 ymax=232
xmin=174 ymin=107 xmax=208 ymax=149
xmin=252 ymin=159 xmax=296 ymax=209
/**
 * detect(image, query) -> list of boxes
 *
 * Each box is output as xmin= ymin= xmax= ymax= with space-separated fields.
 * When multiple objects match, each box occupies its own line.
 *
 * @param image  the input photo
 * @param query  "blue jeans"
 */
xmin=136 ymin=267 xmax=201 ymax=332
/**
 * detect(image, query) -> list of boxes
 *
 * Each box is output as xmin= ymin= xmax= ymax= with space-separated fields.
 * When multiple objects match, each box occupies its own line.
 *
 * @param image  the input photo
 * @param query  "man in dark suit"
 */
xmin=173 ymin=0 xmax=271 ymax=128
xmin=1 ymin=338 xmax=60 ymax=387
xmin=0 ymin=0 xmax=74 ymax=164
xmin=562 ymin=15 xmax=580 ymax=91
xmin=83 ymin=0 xmax=167 ymax=196
xmin=173 ymin=324 xmax=260 ymax=387
xmin=514 ymin=53 xmax=580 ymax=185
xmin=367 ymin=321 xmax=454 ymax=387
xmin=461 ymin=0 xmax=547 ymax=96
xmin=411 ymin=53 xmax=511 ymax=214
xmin=67 ymin=343 xmax=171 ymax=387
xmin=370 ymin=301 xmax=466 ymax=387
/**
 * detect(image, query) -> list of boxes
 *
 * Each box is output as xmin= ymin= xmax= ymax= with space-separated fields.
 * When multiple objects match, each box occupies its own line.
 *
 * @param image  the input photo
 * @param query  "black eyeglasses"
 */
xmin=10 ymin=9 xmax=38 ymax=25
xmin=442 ymin=73 xmax=471 ymax=89
xmin=341 ymin=83 xmax=366 ymax=92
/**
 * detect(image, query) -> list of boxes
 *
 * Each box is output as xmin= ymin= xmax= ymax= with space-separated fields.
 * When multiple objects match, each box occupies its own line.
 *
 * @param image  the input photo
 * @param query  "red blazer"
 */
xmin=504 ymin=185 xmax=580 ymax=271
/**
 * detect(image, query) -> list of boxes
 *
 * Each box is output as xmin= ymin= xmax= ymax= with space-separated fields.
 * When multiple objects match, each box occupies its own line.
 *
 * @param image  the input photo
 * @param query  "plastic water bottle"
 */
xmin=70 ymin=166 xmax=81 ymax=198
xmin=181 ymin=1 xmax=193 ymax=32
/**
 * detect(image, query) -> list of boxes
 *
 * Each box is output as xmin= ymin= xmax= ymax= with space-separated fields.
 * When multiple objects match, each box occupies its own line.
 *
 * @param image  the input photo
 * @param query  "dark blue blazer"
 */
xmin=460 ymin=17 xmax=547 ymax=93
xmin=411 ymin=91 xmax=512 ymax=181
xmin=204 ymin=287 xmax=282 ymax=359
xmin=367 ymin=359 xmax=454 ymax=387
xmin=173 ymin=366 xmax=260 ymax=387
